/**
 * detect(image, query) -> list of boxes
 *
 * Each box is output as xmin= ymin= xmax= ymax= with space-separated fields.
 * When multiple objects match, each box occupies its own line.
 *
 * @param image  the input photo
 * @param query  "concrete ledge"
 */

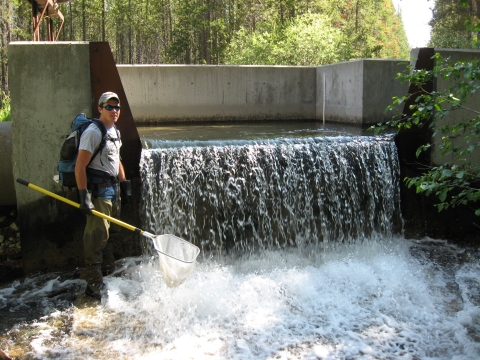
xmin=118 ymin=65 xmax=317 ymax=123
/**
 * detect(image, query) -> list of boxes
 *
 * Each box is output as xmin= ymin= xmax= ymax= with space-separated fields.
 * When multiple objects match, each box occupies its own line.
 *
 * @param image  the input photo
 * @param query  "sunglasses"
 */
xmin=103 ymin=105 xmax=121 ymax=111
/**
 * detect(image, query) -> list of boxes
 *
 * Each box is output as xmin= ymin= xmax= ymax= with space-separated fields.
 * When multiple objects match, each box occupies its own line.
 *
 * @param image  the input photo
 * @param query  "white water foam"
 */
xmin=1 ymin=237 xmax=479 ymax=359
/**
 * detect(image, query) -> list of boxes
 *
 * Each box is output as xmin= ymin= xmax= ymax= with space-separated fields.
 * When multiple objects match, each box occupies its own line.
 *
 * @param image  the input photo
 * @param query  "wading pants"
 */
xmin=83 ymin=186 xmax=119 ymax=287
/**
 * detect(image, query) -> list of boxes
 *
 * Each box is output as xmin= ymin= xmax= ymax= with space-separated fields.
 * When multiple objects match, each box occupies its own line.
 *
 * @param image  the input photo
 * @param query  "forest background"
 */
xmin=1 ymin=0 xmax=479 ymax=105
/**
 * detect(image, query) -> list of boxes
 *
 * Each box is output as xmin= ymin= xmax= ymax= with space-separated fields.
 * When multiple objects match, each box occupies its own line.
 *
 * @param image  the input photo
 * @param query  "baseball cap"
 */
xmin=98 ymin=92 xmax=120 ymax=106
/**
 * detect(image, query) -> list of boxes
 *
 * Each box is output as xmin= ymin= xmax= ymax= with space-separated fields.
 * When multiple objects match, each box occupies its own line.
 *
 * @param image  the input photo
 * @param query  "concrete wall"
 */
xmin=315 ymin=59 xmax=409 ymax=125
xmin=118 ymin=61 xmax=408 ymax=125
xmin=117 ymin=65 xmax=317 ymax=123
xmin=316 ymin=60 xmax=363 ymax=124
xmin=3 ymin=54 xmax=465 ymax=206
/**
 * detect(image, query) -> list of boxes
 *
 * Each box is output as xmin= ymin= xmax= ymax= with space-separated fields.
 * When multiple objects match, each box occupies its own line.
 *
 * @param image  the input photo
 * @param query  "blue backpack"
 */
xmin=57 ymin=113 xmax=107 ymax=189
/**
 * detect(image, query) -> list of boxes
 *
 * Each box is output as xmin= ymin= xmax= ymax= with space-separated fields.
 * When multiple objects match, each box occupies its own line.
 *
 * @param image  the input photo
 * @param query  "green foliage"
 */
xmin=371 ymin=54 xmax=480 ymax=215
xmin=0 ymin=91 xmax=11 ymax=122
xmin=429 ymin=0 xmax=480 ymax=49
xmin=224 ymin=13 xmax=344 ymax=65
xmin=0 ymin=0 xmax=31 ymax=93
xmin=166 ymin=0 xmax=231 ymax=64
xmin=325 ymin=0 xmax=409 ymax=60
xmin=225 ymin=0 xmax=409 ymax=65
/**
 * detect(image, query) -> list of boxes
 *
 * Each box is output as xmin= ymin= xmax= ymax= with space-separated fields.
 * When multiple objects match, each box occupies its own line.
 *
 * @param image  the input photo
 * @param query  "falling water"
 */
xmin=140 ymin=136 xmax=402 ymax=254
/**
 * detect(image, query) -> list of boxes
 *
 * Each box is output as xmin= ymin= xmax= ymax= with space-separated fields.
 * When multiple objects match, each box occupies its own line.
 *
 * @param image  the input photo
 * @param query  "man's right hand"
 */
xmin=79 ymin=189 xmax=94 ymax=215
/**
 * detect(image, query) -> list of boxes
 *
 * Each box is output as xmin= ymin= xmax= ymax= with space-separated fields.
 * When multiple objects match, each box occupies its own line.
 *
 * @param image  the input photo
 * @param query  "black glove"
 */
xmin=79 ymin=189 xmax=94 ymax=215
xmin=120 ymin=180 xmax=132 ymax=205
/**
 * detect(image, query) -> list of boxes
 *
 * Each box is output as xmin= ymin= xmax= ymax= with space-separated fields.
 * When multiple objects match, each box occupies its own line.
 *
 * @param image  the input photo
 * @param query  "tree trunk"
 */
xmin=82 ymin=0 xmax=86 ymax=41
xmin=129 ymin=0 xmax=133 ymax=64
xmin=102 ymin=0 xmax=105 ymax=42
xmin=0 ymin=0 xmax=9 ymax=93
xmin=355 ymin=0 xmax=359 ymax=33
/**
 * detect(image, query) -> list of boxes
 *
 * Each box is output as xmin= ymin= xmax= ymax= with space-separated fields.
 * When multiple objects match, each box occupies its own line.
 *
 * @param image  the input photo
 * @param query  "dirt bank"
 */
xmin=0 ymin=205 xmax=23 ymax=285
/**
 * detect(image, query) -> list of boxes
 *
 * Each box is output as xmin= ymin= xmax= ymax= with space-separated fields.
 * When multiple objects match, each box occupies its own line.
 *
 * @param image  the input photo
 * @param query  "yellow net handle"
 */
xmin=16 ymin=178 xmax=149 ymax=236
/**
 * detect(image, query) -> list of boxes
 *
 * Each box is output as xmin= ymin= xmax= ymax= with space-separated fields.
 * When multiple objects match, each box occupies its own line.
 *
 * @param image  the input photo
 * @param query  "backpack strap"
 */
xmin=114 ymin=125 xmax=121 ymax=140
xmin=87 ymin=119 xmax=108 ymax=166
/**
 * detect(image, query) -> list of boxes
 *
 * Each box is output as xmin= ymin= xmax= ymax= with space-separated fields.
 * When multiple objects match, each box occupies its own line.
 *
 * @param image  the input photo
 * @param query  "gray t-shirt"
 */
xmin=79 ymin=123 xmax=122 ymax=177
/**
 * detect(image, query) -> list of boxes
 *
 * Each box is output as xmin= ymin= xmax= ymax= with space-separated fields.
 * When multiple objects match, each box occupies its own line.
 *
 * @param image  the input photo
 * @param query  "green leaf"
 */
xmin=442 ymin=169 xmax=452 ymax=178
xmin=438 ymin=188 xmax=448 ymax=202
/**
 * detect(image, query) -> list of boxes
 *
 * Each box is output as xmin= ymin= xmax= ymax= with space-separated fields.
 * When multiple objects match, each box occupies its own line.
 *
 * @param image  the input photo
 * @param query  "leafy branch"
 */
xmin=370 ymin=54 xmax=480 ymax=215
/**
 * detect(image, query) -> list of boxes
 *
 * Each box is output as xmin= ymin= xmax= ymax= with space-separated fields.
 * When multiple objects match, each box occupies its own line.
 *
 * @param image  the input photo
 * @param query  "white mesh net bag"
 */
xmin=152 ymin=234 xmax=200 ymax=288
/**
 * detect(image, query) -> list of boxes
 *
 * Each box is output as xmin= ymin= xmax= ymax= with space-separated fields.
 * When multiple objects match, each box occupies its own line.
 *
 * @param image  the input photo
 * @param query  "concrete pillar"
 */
xmin=316 ymin=59 xmax=408 ymax=125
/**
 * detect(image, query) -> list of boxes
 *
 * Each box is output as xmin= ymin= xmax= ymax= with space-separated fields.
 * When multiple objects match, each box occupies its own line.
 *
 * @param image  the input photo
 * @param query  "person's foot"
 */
xmin=85 ymin=282 xmax=106 ymax=300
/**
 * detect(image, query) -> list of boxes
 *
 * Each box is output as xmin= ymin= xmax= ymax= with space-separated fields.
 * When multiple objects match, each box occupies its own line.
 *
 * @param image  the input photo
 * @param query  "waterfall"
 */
xmin=140 ymin=135 xmax=402 ymax=254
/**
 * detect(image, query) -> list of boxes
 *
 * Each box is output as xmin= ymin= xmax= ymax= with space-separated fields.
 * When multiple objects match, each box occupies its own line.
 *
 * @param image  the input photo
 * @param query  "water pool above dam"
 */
xmin=137 ymin=122 xmax=372 ymax=147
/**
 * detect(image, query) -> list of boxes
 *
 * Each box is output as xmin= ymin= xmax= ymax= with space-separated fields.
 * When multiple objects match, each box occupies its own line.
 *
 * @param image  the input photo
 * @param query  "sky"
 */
xmin=392 ymin=0 xmax=434 ymax=48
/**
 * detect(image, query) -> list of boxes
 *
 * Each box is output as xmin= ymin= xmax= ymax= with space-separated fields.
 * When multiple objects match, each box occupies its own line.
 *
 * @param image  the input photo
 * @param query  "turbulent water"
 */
xmin=0 ymin=134 xmax=479 ymax=359
xmin=0 ymin=239 xmax=479 ymax=359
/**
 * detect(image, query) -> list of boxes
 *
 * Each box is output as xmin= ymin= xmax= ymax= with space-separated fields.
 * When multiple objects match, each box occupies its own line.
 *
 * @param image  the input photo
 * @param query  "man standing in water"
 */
xmin=75 ymin=91 xmax=131 ymax=300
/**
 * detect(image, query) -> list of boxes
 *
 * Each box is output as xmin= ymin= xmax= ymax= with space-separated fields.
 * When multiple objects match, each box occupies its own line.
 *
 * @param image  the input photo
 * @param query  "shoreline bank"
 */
xmin=0 ymin=205 xmax=22 ymax=285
